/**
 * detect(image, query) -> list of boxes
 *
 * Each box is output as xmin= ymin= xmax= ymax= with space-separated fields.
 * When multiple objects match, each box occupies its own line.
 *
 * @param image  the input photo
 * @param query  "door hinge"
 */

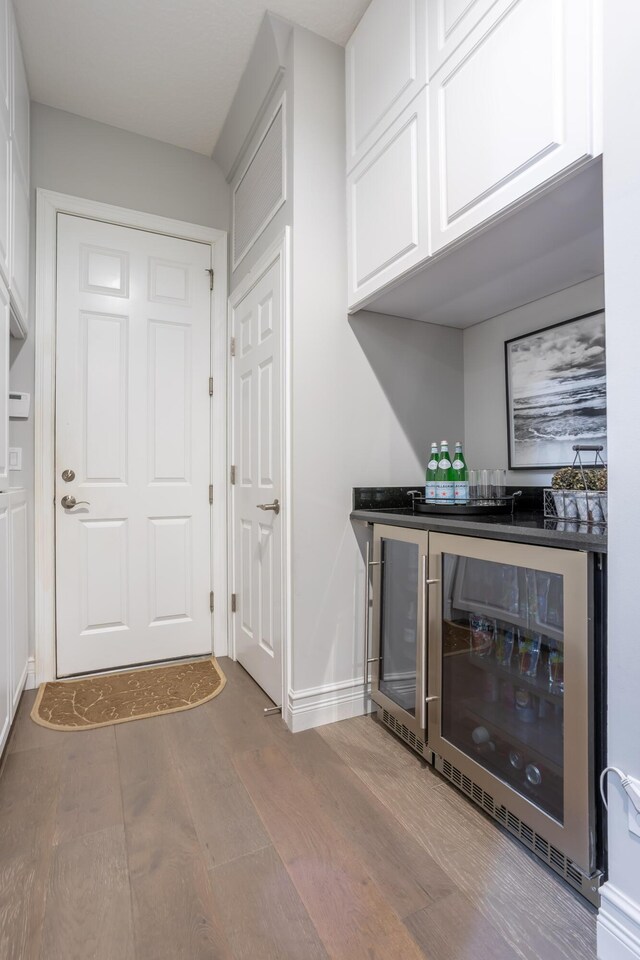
xmin=230 ymin=337 xmax=236 ymax=357
xmin=209 ymin=376 xmax=213 ymax=396
xmin=210 ymin=591 xmax=214 ymax=612
xmin=230 ymin=465 xmax=236 ymax=485
xmin=209 ymin=484 xmax=213 ymax=504
xmin=206 ymin=268 xmax=214 ymax=291
xmin=231 ymin=593 xmax=237 ymax=613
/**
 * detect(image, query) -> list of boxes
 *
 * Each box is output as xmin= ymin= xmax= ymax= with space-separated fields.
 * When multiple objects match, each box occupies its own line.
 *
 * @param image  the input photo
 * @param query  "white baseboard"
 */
xmin=25 ymin=656 xmax=36 ymax=691
xmin=287 ymin=677 xmax=375 ymax=733
xmin=598 ymin=883 xmax=640 ymax=959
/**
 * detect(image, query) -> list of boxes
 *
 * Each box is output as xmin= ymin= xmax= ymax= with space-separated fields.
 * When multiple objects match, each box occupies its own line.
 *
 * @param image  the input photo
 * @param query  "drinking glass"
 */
xmin=492 ymin=468 xmax=506 ymax=499
xmin=478 ymin=469 xmax=492 ymax=500
xmin=468 ymin=469 xmax=479 ymax=501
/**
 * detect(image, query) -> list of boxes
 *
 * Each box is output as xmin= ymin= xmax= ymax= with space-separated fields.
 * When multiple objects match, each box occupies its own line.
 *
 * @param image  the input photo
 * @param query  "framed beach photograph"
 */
xmin=505 ymin=310 xmax=607 ymax=469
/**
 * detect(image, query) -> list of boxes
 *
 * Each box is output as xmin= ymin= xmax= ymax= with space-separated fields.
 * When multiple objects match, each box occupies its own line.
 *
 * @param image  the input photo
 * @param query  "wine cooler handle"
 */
xmin=422 ymin=564 xmax=441 ymax=730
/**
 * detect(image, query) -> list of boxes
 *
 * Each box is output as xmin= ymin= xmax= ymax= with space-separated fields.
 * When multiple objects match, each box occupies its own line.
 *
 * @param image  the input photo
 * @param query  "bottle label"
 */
xmin=452 ymin=459 xmax=465 ymax=471
xmin=454 ymin=481 xmax=469 ymax=502
xmin=438 ymin=459 xmax=451 ymax=470
xmin=427 ymin=459 xmax=438 ymax=471
xmin=426 ymin=483 xmax=437 ymax=501
xmin=438 ymin=481 xmax=454 ymax=501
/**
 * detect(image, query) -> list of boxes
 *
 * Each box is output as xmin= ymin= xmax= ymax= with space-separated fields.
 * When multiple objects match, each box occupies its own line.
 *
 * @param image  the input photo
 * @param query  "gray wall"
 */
xmin=30 ymin=103 xmax=230 ymax=228
xmin=11 ymin=103 xmax=230 ymax=662
xmin=463 ymin=275 xmax=605 ymax=486
xmin=288 ymin=26 xmax=464 ymax=700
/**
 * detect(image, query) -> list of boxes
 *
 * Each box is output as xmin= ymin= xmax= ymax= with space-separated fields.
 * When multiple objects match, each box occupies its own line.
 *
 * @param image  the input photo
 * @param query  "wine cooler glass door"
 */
xmin=427 ymin=533 xmax=593 ymax=873
xmin=371 ymin=525 xmax=428 ymax=738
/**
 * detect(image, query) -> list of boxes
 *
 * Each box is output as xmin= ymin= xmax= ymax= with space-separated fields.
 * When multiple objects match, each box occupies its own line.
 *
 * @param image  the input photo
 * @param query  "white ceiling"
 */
xmin=13 ymin=0 xmax=369 ymax=156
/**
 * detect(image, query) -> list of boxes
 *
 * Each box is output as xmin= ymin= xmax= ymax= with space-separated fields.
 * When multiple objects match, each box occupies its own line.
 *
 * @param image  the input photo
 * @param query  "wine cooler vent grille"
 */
xmin=434 ymin=753 xmax=602 ymax=907
xmin=379 ymin=710 xmax=430 ymax=760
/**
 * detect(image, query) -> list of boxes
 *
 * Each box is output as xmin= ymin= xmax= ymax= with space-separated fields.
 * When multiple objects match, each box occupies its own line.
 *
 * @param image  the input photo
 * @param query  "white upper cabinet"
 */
xmin=426 ymin=0 xmax=499 ymax=76
xmin=9 ymin=2 xmax=28 ymax=181
xmin=429 ymin=0 xmax=596 ymax=254
xmin=9 ymin=155 xmax=28 ymax=327
xmin=348 ymin=89 xmax=429 ymax=305
xmin=0 ymin=0 xmax=10 ymax=288
xmin=346 ymin=0 xmax=601 ymax=311
xmin=5 ymin=1 xmax=29 ymax=332
xmin=346 ymin=0 xmax=427 ymax=172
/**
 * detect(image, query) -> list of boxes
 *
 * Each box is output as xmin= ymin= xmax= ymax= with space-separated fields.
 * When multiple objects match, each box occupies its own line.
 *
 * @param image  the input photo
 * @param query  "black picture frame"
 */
xmin=504 ymin=309 xmax=607 ymax=470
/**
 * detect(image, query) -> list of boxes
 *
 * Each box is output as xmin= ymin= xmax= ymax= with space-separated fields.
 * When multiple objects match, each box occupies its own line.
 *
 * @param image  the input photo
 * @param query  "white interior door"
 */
xmin=231 ymin=252 xmax=283 ymax=704
xmin=55 ymin=214 xmax=212 ymax=676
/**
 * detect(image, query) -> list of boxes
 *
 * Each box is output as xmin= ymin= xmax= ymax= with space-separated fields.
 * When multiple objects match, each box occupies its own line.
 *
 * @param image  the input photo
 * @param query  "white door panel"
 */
xmin=56 ymin=215 xmax=212 ymax=676
xmin=231 ymin=254 xmax=283 ymax=704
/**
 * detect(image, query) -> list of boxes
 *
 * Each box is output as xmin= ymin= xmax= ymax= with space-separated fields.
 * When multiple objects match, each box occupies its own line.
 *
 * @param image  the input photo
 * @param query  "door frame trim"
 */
xmin=34 ymin=188 xmax=228 ymax=684
xmin=228 ymin=229 xmax=291 ymax=722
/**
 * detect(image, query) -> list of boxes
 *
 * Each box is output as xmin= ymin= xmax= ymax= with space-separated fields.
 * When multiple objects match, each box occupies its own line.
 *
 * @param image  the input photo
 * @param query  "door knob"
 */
xmin=61 ymin=468 xmax=76 ymax=482
xmin=257 ymin=498 xmax=280 ymax=515
xmin=61 ymin=495 xmax=90 ymax=509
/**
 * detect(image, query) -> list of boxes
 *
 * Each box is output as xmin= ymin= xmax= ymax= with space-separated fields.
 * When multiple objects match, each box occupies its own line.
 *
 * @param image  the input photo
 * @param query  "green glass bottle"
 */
xmin=452 ymin=441 xmax=469 ymax=504
xmin=425 ymin=442 xmax=439 ymax=502
xmin=436 ymin=442 xmax=454 ymax=502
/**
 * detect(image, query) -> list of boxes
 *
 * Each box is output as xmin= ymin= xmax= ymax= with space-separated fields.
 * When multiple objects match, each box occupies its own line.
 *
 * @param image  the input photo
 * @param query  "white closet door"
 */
xmin=55 ymin=214 xmax=213 ymax=676
xmin=0 ymin=496 xmax=10 ymax=752
xmin=231 ymin=251 xmax=283 ymax=705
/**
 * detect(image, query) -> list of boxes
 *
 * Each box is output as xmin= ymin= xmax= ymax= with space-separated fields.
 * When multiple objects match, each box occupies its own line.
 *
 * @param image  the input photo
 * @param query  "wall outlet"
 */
xmin=8 ymin=448 xmax=22 ymax=471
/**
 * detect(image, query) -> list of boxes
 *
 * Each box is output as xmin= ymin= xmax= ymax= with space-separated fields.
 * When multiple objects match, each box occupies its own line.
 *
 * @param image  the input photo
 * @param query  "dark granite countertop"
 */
xmin=351 ymin=487 xmax=607 ymax=553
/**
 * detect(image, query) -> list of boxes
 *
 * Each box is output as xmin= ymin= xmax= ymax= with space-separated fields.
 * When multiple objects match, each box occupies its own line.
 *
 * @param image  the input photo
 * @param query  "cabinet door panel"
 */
xmin=0 ymin=276 xmax=8 ymax=488
xmin=0 ymin=502 xmax=9 ymax=752
xmin=9 ymin=493 xmax=28 ymax=713
xmin=9 ymin=151 xmax=28 ymax=328
xmin=430 ymin=0 xmax=594 ymax=253
xmin=0 ymin=0 xmax=9 ymax=287
xmin=427 ymin=0 xmax=500 ymax=76
xmin=10 ymin=4 xmax=28 ymax=181
xmin=346 ymin=0 xmax=427 ymax=171
xmin=0 ymin=0 xmax=8 ymax=117
xmin=348 ymin=90 xmax=429 ymax=307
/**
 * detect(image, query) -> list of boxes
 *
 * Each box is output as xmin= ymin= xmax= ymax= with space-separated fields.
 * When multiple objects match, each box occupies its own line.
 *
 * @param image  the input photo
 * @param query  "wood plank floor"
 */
xmin=0 ymin=658 xmax=596 ymax=960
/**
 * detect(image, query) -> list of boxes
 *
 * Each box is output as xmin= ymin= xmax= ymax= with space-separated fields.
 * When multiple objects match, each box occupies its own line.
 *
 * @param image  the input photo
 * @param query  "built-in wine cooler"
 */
xmin=366 ymin=525 xmax=604 ymax=904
